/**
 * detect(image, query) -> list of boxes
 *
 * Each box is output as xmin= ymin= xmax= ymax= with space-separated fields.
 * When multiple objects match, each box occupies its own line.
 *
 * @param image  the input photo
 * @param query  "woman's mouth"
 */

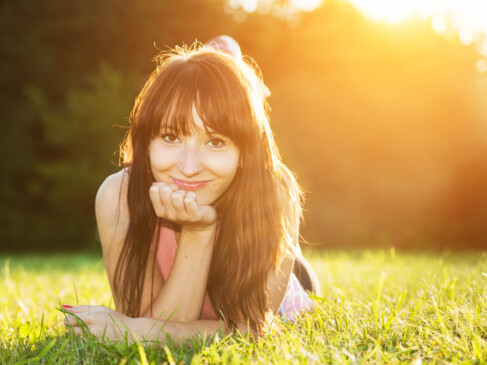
xmin=172 ymin=178 xmax=209 ymax=190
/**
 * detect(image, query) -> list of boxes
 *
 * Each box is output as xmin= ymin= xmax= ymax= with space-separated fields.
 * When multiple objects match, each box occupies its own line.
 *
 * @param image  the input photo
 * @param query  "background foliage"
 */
xmin=1 ymin=0 xmax=486 ymax=252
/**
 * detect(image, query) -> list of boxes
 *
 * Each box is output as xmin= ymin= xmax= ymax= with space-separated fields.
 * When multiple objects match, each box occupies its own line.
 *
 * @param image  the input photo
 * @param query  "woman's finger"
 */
xmin=149 ymin=186 xmax=165 ymax=217
xmin=184 ymin=191 xmax=199 ymax=216
xmin=66 ymin=305 xmax=111 ymax=313
xmin=152 ymin=182 xmax=178 ymax=191
xmin=64 ymin=316 xmax=75 ymax=326
xmin=160 ymin=185 xmax=175 ymax=218
xmin=199 ymin=205 xmax=218 ymax=225
xmin=64 ymin=312 xmax=89 ymax=327
xmin=171 ymin=190 xmax=186 ymax=214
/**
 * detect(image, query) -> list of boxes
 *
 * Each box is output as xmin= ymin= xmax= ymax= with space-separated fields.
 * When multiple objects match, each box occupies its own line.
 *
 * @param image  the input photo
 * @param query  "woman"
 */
xmin=63 ymin=43 xmax=320 ymax=342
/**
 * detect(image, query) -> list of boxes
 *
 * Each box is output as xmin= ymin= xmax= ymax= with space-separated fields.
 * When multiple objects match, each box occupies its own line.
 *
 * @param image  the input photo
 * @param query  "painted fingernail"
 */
xmin=62 ymin=305 xmax=73 ymax=310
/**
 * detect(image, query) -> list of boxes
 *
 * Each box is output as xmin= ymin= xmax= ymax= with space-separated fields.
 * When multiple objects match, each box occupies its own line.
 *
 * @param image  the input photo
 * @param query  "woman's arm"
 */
xmin=95 ymin=170 xmax=139 ymax=312
xmin=141 ymin=224 xmax=215 ymax=320
xmin=141 ymin=183 xmax=217 ymax=321
xmin=64 ymin=305 xmax=247 ymax=343
xmin=95 ymin=172 xmax=215 ymax=321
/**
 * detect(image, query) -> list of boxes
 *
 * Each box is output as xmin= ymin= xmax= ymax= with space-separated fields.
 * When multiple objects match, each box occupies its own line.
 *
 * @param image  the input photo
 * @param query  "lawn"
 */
xmin=1 ymin=250 xmax=486 ymax=364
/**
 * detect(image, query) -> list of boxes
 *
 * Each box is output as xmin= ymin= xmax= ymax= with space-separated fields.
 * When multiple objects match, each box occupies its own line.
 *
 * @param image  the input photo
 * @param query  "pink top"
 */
xmin=154 ymin=224 xmax=313 ymax=322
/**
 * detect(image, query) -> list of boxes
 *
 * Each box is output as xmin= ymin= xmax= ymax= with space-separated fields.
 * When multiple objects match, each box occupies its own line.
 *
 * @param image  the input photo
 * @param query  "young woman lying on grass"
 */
xmin=63 ymin=43 xmax=320 ymax=342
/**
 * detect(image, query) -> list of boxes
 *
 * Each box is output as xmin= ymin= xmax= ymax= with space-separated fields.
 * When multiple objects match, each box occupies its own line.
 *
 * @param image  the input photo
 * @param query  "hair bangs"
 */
xmin=192 ymin=58 xmax=255 ymax=149
xmin=148 ymin=66 xmax=200 ymax=139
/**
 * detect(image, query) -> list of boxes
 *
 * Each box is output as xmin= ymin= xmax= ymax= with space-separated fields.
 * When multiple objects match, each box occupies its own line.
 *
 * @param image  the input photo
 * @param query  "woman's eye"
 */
xmin=207 ymin=138 xmax=224 ymax=148
xmin=162 ymin=134 xmax=179 ymax=143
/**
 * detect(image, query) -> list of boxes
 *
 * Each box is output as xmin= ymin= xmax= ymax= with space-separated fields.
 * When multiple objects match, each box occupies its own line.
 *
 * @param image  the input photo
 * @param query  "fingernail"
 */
xmin=62 ymin=305 xmax=73 ymax=310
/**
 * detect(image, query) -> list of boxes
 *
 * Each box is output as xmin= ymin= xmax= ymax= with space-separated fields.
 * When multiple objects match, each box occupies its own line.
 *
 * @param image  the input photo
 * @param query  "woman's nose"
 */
xmin=178 ymin=144 xmax=203 ymax=177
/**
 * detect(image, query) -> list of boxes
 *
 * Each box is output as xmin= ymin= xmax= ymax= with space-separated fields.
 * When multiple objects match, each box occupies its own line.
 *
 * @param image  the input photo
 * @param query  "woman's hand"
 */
xmin=149 ymin=183 xmax=217 ymax=231
xmin=62 ymin=305 xmax=243 ymax=344
xmin=63 ymin=305 xmax=137 ymax=341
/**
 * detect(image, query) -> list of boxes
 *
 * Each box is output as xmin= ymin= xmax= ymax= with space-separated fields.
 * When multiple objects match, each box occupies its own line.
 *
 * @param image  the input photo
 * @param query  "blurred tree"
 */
xmin=1 ymin=0 xmax=486 ymax=251
xmin=267 ymin=2 xmax=487 ymax=249
xmin=0 ymin=0 xmax=231 ymax=251
xmin=21 ymin=65 xmax=135 ymax=250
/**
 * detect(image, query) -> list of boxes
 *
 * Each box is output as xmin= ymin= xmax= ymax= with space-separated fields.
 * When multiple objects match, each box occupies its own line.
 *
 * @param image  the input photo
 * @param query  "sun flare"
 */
xmin=347 ymin=0 xmax=415 ymax=24
xmin=348 ymin=0 xmax=487 ymax=62
xmin=231 ymin=0 xmax=487 ymax=61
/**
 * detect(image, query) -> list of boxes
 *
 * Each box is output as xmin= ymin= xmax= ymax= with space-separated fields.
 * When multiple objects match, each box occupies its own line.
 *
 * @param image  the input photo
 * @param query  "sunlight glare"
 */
xmin=290 ymin=0 xmax=322 ymax=12
xmin=459 ymin=30 xmax=473 ymax=47
xmin=346 ymin=0 xmax=487 ymax=56
xmin=242 ymin=0 xmax=258 ymax=12
xmin=477 ymin=59 xmax=487 ymax=73
xmin=230 ymin=0 xmax=322 ymax=13
xmin=347 ymin=0 xmax=415 ymax=24
xmin=228 ymin=0 xmax=487 ymax=57
xmin=431 ymin=16 xmax=447 ymax=34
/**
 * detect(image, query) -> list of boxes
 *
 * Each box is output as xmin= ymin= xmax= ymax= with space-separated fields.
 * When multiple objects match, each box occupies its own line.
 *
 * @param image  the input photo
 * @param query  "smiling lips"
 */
xmin=172 ymin=178 xmax=209 ymax=190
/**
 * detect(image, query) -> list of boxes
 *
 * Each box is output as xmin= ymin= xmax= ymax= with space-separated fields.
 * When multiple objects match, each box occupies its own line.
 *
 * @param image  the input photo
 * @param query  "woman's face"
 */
xmin=149 ymin=106 xmax=240 ymax=206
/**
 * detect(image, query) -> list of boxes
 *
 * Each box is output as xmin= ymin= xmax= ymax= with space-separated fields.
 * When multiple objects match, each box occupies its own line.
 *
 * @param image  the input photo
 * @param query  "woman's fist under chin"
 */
xmin=149 ymin=182 xmax=217 ymax=230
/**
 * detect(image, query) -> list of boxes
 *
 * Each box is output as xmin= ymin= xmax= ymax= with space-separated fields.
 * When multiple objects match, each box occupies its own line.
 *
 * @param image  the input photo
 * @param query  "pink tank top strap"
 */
xmin=155 ymin=224 xmax=177 ymax=280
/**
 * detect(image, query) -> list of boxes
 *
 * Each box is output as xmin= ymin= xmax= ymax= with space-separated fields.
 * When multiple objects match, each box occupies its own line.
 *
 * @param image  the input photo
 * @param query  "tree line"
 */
xmin=1 ymin=0 xmax=486 ymax=252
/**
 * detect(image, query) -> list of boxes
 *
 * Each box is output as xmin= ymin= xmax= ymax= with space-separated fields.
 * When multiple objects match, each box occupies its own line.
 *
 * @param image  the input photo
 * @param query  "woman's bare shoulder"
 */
xmin=96 ymin=170 xmax=129 ymax=217
xmin=95 ymin=170 xmax=130 ymax=249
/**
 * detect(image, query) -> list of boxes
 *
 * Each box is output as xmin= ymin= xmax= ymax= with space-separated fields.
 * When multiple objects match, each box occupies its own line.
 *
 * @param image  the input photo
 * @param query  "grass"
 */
xmin=1 ymin=249 xmax=486 ymax=364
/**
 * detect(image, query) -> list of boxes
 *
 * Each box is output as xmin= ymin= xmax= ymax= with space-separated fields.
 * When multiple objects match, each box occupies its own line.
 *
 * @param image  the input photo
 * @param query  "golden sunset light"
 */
xmin=232 ymin=0 xmax=487 ymax=63
xmin=4 ymin=0 xmax=487 ymax=361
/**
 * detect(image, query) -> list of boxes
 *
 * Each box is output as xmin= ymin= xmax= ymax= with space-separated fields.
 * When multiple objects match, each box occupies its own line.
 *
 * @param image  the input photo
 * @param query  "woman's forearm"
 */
xmin=133 ymin=317 xmax=227 ymax=344
xmin=142 ymin=227 xmax=215 ymax=321
xmin=62 ymin=305 xmax=237 ymax=343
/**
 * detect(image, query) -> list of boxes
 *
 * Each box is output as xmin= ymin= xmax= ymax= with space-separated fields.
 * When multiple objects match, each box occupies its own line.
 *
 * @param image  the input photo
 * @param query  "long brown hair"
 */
xmin=114 ymin=43 xmax=303 ymax=332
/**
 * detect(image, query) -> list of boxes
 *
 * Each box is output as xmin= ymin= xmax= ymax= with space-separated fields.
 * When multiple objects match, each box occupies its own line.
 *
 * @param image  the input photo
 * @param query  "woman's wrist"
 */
xmin=136 ymin=318 xmax=225 ymax=344
xmin=177 ymin=224 xmax=216 ymax=252
xmin=180 ymin=222 xmax=217 ymax=237
xmin=123 ymin=317 xmax=155 ymax=342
